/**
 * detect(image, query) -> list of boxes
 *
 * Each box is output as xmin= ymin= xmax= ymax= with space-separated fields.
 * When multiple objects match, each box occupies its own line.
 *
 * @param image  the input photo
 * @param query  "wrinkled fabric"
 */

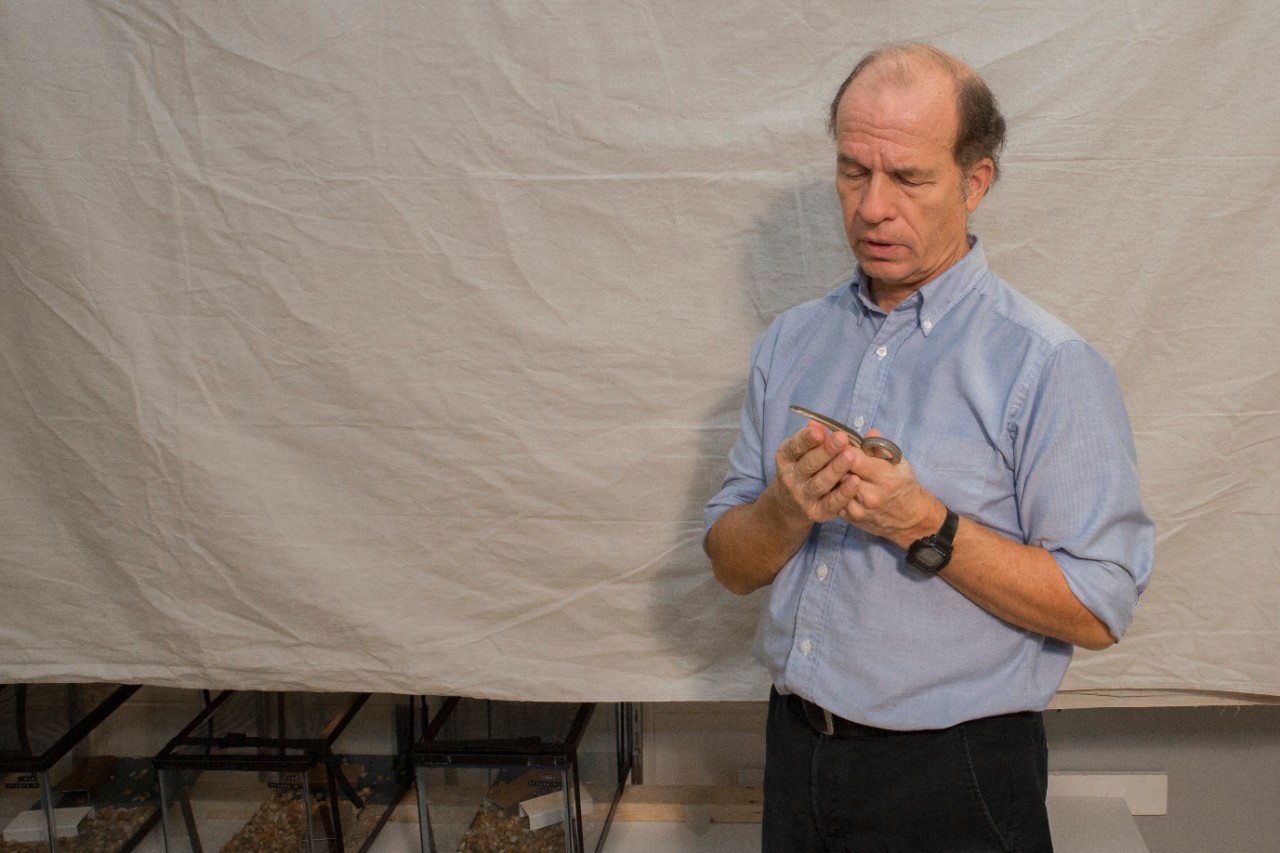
xmin=0 ymin=1 xmax=1276 ymax=702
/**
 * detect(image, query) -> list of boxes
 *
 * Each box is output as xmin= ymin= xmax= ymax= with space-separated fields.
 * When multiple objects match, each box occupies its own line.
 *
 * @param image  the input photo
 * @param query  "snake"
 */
xmin=789 ymin=404 xmax=903 ymax=465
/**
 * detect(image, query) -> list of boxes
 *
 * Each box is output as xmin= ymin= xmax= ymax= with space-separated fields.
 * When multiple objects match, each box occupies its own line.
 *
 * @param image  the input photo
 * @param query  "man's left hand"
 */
xmin=836 ymin=430 xmax=947 ymax=549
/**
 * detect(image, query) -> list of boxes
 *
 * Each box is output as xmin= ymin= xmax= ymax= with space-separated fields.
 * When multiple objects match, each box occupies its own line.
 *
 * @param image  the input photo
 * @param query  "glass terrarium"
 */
xmin=0 ymin=683 xmax=158 ymax=853
xmin=412 ymin=699 xmax=634 ymax=853
xmin=153 ymin=691 xmax=415 ymax=853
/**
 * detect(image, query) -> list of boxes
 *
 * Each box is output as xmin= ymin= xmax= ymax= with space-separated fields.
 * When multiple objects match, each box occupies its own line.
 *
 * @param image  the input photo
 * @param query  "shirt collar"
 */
xmin=848 ymin=235 xmax=988 ymax=336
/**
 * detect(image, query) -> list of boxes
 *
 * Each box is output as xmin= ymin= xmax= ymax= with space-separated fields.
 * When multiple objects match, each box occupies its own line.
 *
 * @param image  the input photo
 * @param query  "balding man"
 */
xmin=704 ymin=44 xmax=1153 ymax=851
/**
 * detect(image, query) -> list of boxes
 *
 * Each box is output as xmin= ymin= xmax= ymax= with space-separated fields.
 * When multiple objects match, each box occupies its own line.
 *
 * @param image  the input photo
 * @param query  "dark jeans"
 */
xmin=763 ymin=689 xmax=1053 ymax=853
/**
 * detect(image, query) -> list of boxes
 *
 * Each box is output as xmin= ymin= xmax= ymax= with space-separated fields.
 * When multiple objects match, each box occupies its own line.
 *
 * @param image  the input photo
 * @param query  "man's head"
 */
xmin=828 ymin=44 xmax=1006 ymax=304
xmin=829 ymin=45 xmax=1006 ymax=186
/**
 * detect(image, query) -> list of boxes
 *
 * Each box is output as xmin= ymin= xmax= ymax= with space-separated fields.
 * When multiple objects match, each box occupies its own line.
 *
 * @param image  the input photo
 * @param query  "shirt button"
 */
xmin=853 ymin=416 xmax=865 ymax=429
xmin=800 ymin=639 xmax=812 ymax=655
xmin=922 ymin=319 xmax=934 ymax=332
xmin=817 ymin=564 xmax=829 ymax=580
xmin=876 ymin=345 xmax=888 ymax=358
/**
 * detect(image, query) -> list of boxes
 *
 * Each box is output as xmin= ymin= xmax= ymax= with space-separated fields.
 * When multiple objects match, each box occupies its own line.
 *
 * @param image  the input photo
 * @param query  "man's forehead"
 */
xmin=834 ymin=68 xmax=959 ymax=149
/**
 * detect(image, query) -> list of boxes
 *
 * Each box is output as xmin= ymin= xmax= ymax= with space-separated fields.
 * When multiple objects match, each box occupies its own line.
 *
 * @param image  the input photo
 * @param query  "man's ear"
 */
xmin=964 ymin=158 xmax=996 ymax=212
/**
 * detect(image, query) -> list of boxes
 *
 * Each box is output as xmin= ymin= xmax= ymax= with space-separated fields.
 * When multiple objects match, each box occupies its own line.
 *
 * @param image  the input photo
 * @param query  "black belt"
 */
xmin=789 ymin=691 xmax=1040 ymax=739
xmin=791 ymin=693 xmax=895 ymax=738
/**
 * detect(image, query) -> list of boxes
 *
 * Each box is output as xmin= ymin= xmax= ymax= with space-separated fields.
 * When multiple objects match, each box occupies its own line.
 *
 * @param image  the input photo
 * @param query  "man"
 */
xmin=704 ymin=44 xmax=1154 ymax=852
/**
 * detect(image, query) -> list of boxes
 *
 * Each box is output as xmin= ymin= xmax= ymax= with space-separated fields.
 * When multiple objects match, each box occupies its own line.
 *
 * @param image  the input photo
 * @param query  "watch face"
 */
xmin=909 ymin=543 xmax=948 ymax=572
xmin=916 ymin=540 xmax=947 ymax=568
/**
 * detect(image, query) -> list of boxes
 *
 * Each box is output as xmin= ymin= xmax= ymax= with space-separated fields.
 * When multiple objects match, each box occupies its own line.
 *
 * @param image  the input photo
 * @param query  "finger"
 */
xmin=786 ymin=427 xmax=849 ymax=479
xmin=778 ymin=421 xmax=828 ymax=463
xmin=822 ymin=474 xmax=863 ymax=520
xmin=773 ymin=442 xmax=854 ymax=525
xmin=797 ymin=450 xmax=861 ymax=517
xmin=795 ymin=436 xmax=854 ymax=489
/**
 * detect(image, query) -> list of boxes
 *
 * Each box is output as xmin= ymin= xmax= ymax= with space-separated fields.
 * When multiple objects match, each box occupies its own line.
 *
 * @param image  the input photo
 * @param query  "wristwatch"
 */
xmin=906 ymin=507 xmax=959 ymax=574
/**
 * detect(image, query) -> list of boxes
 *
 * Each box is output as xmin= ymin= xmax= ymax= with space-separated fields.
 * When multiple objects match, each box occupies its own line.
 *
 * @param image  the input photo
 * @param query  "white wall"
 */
xmin=1045 ymin=705 xmax=1280 ymax=853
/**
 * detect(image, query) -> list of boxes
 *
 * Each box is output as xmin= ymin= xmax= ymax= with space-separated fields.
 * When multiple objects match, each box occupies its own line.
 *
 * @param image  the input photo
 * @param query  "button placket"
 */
xmin=843 ymin=310 xmax=911 ymax=439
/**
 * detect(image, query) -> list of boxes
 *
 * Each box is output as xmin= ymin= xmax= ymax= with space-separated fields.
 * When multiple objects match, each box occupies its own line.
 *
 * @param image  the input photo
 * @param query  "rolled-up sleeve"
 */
xmin=704 ymin=327 xmax=777 ymax=545
xmin=1014 ymin=340 xmax=1155 ymax=640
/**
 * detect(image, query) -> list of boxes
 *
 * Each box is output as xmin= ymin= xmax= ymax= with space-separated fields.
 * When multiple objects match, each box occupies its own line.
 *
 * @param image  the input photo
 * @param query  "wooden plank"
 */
xmin=610 ymin=785 xmax=763 ymax=824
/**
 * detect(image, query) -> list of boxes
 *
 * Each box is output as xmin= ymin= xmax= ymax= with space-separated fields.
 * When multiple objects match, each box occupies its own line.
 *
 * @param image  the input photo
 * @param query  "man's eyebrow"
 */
xmin=891 ymin=166 xmax=931 ymax=181
xmin=836 ymin=155 xmax=932 ymax=180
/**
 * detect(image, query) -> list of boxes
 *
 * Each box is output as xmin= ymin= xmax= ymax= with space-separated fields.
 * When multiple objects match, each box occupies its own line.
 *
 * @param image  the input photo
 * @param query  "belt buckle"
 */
xmin=820 ymin=706 xmax=835 ymax=736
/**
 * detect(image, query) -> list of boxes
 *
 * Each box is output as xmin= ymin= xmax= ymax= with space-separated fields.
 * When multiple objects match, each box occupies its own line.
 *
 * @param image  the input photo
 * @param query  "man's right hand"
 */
xmin=707 ymin=422 xmax=866 ymax=595
xmin=771 ymin=420 xmax=862 ymax=524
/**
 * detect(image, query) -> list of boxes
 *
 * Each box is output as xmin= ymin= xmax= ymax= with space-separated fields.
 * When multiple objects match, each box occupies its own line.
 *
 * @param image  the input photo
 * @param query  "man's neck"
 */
xmin=867 ymin=235 xmax=975 ymax=311
xmin=868 ymin=279 xmax=920 ymax=313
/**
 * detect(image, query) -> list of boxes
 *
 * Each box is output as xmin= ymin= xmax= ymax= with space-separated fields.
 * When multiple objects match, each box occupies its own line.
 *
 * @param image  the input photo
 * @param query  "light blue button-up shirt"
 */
xmin=705 ymin=239 xmax=1154 ymax=730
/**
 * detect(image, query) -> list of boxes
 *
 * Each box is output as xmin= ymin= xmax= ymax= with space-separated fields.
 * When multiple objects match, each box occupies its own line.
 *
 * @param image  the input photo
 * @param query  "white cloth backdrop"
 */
xmin=1 ymin=1 xmax=1277 ymax=702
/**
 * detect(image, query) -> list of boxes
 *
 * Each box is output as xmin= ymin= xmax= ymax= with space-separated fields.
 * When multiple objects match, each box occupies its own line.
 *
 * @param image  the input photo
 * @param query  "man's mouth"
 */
xmin=860 ymin=238 xmax=899 ymax=258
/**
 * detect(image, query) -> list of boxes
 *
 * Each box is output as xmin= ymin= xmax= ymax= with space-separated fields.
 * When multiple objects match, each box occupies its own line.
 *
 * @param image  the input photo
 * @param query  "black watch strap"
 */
xmin=906 ymin=507 xmax=959 ymax=574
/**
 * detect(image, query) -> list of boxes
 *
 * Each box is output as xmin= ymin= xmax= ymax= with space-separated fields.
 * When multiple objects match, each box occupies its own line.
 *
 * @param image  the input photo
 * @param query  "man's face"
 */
xmin=833 ymin=69 xmax=992 ymax=300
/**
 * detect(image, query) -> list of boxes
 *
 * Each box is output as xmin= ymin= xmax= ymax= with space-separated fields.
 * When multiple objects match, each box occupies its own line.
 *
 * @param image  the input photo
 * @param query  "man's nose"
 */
xmin=858 ymin=173 xmax=896 ymax=223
